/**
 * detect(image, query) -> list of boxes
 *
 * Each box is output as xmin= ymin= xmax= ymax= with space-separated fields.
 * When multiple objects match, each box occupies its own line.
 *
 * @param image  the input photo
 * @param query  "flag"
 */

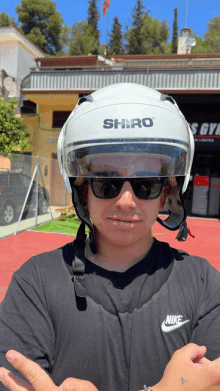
xmin=103 ymin=0 xmax=110 ymax=16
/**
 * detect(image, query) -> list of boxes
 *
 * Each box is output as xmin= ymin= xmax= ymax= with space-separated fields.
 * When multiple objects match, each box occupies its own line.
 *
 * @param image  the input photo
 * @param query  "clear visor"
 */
xmin=64 ymin=143 xmax=188 ymax=179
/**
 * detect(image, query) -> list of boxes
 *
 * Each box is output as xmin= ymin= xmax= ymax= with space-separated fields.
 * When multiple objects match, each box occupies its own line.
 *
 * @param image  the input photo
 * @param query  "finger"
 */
xmin=194 ymin=356 xmax=211 ymax=365
xmin=59 ymin=378 xmax=83 ymax=391
xmin=58 ymin=378 xmax=99 ymax=391
xmin=0 ymin=367 xmax=32 ymax=391
xmin=6 ymin=350 xmax=57 ymax=391
xmin=183 ymin=344 xmax=207 ymax=362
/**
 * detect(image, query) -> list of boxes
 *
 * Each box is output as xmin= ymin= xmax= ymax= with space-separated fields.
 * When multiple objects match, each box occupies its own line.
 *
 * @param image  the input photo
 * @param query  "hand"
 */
xmin=0 ymin=350 xmax=99 ymax=391
xmin=152 ymin=343 xmax=220 ymax=391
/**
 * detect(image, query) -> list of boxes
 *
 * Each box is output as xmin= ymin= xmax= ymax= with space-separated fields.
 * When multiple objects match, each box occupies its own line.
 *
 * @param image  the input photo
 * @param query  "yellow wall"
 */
xmin=21 ymin=93 xmax=79 ymax=205
xmin=22 ymin=115 xmax=39 ymax=156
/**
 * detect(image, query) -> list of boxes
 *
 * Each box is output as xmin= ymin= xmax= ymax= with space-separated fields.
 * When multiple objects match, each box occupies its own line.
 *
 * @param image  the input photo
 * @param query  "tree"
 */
xmin=108 ymin=16 xmax=124 ymax=55
xmin=191 ymin=35 xmax=212 ymax=54
xmin=204 ymin=17 xmax=220 ymax=52
xmin=15 ymin=0 xmax=64 ymax=55
xmin=87 ymin=0 xmax=100 ymax=46
xmin=69 ymin=21 xmax=98 ymax=56
xmin=0 ymin=99 xmax=29 ymax=153
xmin=161 ymin=19 xmax=170 ymax=42
xmin=0 ymin=12 xmax=16 ymax=27
xmin=171 ymin=8 xmax=178 ymax=54
xmin=98 ymin=43 xmax=106 ymax=56
xmin=56 ymin=24 xmax=71 ymax=56
xmin=125 ymin=0 xmax=147 ymax=54
xmin=141 ymin=15 xmax=170 ymax=54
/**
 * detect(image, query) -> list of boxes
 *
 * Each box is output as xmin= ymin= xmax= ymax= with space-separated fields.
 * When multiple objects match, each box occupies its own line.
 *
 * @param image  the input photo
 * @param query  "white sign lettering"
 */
xmin=189 ymin=123 xmax=220 ymax=136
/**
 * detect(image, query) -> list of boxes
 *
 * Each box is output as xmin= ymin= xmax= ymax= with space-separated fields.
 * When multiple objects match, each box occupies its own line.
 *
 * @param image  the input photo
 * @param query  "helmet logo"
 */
xmin=103 ymin=118 xmax=153 ymax=129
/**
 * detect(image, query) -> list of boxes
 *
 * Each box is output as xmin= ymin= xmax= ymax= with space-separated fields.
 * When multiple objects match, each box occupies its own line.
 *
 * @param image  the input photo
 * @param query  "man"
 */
xmin=1 ymin=83 xmax=220 ymax=391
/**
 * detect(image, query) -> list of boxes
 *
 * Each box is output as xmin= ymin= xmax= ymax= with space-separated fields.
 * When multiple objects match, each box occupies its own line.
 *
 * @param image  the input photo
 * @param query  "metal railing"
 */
xmin=0 ymin=152 xmax=71 ymax=238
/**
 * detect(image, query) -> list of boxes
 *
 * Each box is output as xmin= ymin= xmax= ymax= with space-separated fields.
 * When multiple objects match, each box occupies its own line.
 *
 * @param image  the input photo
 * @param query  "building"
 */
xmin=0 ymin=26 xmax=44 ymax=109
xmin=21 ymin=53 xmax=220 ymax=215
xmin=177 ymin=27 xmax=194 ymax=55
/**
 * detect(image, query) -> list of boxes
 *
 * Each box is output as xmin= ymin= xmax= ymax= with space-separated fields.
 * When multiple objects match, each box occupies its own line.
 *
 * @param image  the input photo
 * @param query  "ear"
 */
xmin=159 ymin=182 xmax=171 ymax=212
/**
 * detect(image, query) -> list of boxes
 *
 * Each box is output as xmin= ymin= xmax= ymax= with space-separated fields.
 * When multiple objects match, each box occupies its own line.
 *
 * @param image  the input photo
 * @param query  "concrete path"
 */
xmin=0 ymin=206 xmax=61 ymax=239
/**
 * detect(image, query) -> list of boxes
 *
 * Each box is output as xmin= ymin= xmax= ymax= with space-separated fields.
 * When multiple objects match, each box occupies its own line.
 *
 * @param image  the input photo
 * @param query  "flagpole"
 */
xmin=103 ymin=0 xmax=110 ymax=58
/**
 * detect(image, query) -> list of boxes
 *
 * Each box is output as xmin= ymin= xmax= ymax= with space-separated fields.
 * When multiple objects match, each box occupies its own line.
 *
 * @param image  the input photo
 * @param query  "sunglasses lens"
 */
xmin=132 ymin=178 xmax=163 ymax=199
xmin=91 ymin=178 xmax=164 ymax=200
xmin=92 ymin=179 xmax=122 ymax=198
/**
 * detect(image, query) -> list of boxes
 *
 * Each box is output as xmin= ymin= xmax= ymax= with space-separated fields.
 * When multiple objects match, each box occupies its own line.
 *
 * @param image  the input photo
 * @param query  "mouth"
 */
xmin=109 ymin=217 xmax=141 ymax=223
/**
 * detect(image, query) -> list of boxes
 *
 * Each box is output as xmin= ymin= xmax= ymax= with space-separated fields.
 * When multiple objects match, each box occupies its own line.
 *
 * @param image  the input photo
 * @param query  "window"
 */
xmin=53 ymin=111 xmax=71 ymax=128
xmin=20 ymin=100 xmax=37 ymax=114
xmin=19 ymin=174 xmax=32 ymax=188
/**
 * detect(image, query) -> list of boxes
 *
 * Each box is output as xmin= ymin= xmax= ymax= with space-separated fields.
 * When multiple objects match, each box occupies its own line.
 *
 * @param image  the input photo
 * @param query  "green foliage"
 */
xmin=87 ymin=0 xmax=100 ymax=46
xmin=161 ymin=19 xmax=170 ymax=42
xmin=98 ymin=43 xmax=106 ymax=56
xmin=171 ymin=8 xmax=178 ymax=54
xmin=191 ymin=35 xmax=212 ymax=54
xmin=108 ymin=16 xmax=124 ymax=55
xmin=204 ymin=17 xmax=220 ymax=52
xmin=190 ymin=18 xmax=220 ymax=54
xmin=0 ymin=99 xmax=30 ymax=153
xmin=56 ymin=24 xmax=71 ymax=56
xmin=141 ymin=15 xmax=170 ymax=54
xmin=69 ymin=21 xmax=98 ymax=55
xmin=0 ymin=12 xmax=17 ymax=27
xmin=125 ymin=0 xmax=147 ymax=54
xmin=15 ymin=0 xmax=64 ymax=55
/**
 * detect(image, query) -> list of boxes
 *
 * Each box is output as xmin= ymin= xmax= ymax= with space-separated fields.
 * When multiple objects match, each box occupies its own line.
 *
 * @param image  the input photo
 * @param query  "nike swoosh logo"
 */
xmin=161 ymin=319 xmax=190 ymax=332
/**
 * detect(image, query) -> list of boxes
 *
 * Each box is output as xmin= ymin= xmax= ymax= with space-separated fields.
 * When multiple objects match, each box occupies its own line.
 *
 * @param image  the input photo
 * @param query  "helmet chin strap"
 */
xmin=71 ymin=184 xmax=97 ymax=254
xmin=157 ymin=179 xmax=189 ymax=241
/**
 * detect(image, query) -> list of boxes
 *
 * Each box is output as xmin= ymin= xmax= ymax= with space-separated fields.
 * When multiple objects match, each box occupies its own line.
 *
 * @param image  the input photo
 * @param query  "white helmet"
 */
xmin=58 ymin=83 xmax=195 ymax=253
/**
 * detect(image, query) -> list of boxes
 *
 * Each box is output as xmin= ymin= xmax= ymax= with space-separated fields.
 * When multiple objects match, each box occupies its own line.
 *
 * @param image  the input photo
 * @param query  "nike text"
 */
xmin=161 ymin=315 xmax=190 ymax=333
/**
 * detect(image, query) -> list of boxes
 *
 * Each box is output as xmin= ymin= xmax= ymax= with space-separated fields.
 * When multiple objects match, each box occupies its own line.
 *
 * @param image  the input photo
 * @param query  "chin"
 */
xmin=104 ymin=230 xmax=149 ymax=247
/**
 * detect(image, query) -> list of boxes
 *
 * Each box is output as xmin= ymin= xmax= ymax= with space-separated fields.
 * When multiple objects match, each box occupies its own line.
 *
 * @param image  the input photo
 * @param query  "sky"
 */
xmin=1 ymin=0 xmax=219 ymax=44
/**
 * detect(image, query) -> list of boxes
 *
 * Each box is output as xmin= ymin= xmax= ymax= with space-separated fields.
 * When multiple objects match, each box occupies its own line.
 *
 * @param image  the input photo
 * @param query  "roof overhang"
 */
xmin=21 ymin=68 xmax=220 ymax=95
xmin=21 ymin=93 xmax=79 ymax=105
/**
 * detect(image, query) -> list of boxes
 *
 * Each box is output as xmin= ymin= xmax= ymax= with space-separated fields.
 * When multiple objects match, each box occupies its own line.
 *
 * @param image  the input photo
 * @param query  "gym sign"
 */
xmin=188 ymin=122 xmax=220 ymax=148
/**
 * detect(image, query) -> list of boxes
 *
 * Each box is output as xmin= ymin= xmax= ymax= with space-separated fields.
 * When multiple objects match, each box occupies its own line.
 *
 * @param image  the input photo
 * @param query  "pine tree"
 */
xmin=15 ymin=0 xmax=64 ymax=55
xmin=69 ymin=21 xmax=98 ymax=55
xmin=108 ymin=16 xmax=124 ymax=55
xmin=141 ymin=15 xmax=171 ymax=54
xmin=172 ymin=8 xmax=178 ymax=54
xmin=204 ymin=17 xmax=220 ymax=53
xmin=87 ymin=0 xmax=100 ymax=45
xmin=126 ymin=0 xmax=147 ymax=54
xmin=0 ymin=12 xmax=16 ymax=27
xmin=161 ymin=19 xmax=169 ymax=43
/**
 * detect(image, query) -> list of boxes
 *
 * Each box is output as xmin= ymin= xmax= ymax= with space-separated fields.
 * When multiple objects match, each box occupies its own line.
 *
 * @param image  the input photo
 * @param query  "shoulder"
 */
xmin=14 ymin=241 xmax=75 ymax=283
xmin=155 ymin=238 xmax=217 ymax=268
xmin=156 ymin=239 xmax=220 ymax=287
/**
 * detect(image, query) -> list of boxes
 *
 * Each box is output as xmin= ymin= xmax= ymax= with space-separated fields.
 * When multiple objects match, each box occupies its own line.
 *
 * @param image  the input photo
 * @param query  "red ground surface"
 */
xmin=0 ymin=231 xmax=74 ymax=303
xmin=0 ymin=217 xmax=220 ymax=303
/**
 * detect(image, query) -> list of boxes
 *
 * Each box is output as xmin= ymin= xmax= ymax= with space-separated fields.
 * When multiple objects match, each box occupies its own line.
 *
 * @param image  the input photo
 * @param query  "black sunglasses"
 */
xmin=87 ymin=177 xmax=168 ymax=200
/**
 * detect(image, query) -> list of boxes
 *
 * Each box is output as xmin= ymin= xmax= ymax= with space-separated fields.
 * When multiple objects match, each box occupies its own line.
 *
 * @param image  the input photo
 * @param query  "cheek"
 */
xmin=87 ymin=187 xmax=105 ymax=223
xmin=146 ymin=198 xmax=161 ymax=216
xmin=138 ymin=198 xmax=161 ymax=226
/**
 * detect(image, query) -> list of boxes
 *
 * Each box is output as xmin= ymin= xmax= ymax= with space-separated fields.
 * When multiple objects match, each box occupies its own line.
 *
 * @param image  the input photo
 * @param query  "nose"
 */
xmin=115 ymin=181 xmax=136 ymax=210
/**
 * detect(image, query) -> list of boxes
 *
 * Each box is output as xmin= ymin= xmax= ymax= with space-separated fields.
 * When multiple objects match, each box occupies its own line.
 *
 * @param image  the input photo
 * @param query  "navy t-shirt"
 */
xmin=0 ymin=238 xmax=220 ymax=391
